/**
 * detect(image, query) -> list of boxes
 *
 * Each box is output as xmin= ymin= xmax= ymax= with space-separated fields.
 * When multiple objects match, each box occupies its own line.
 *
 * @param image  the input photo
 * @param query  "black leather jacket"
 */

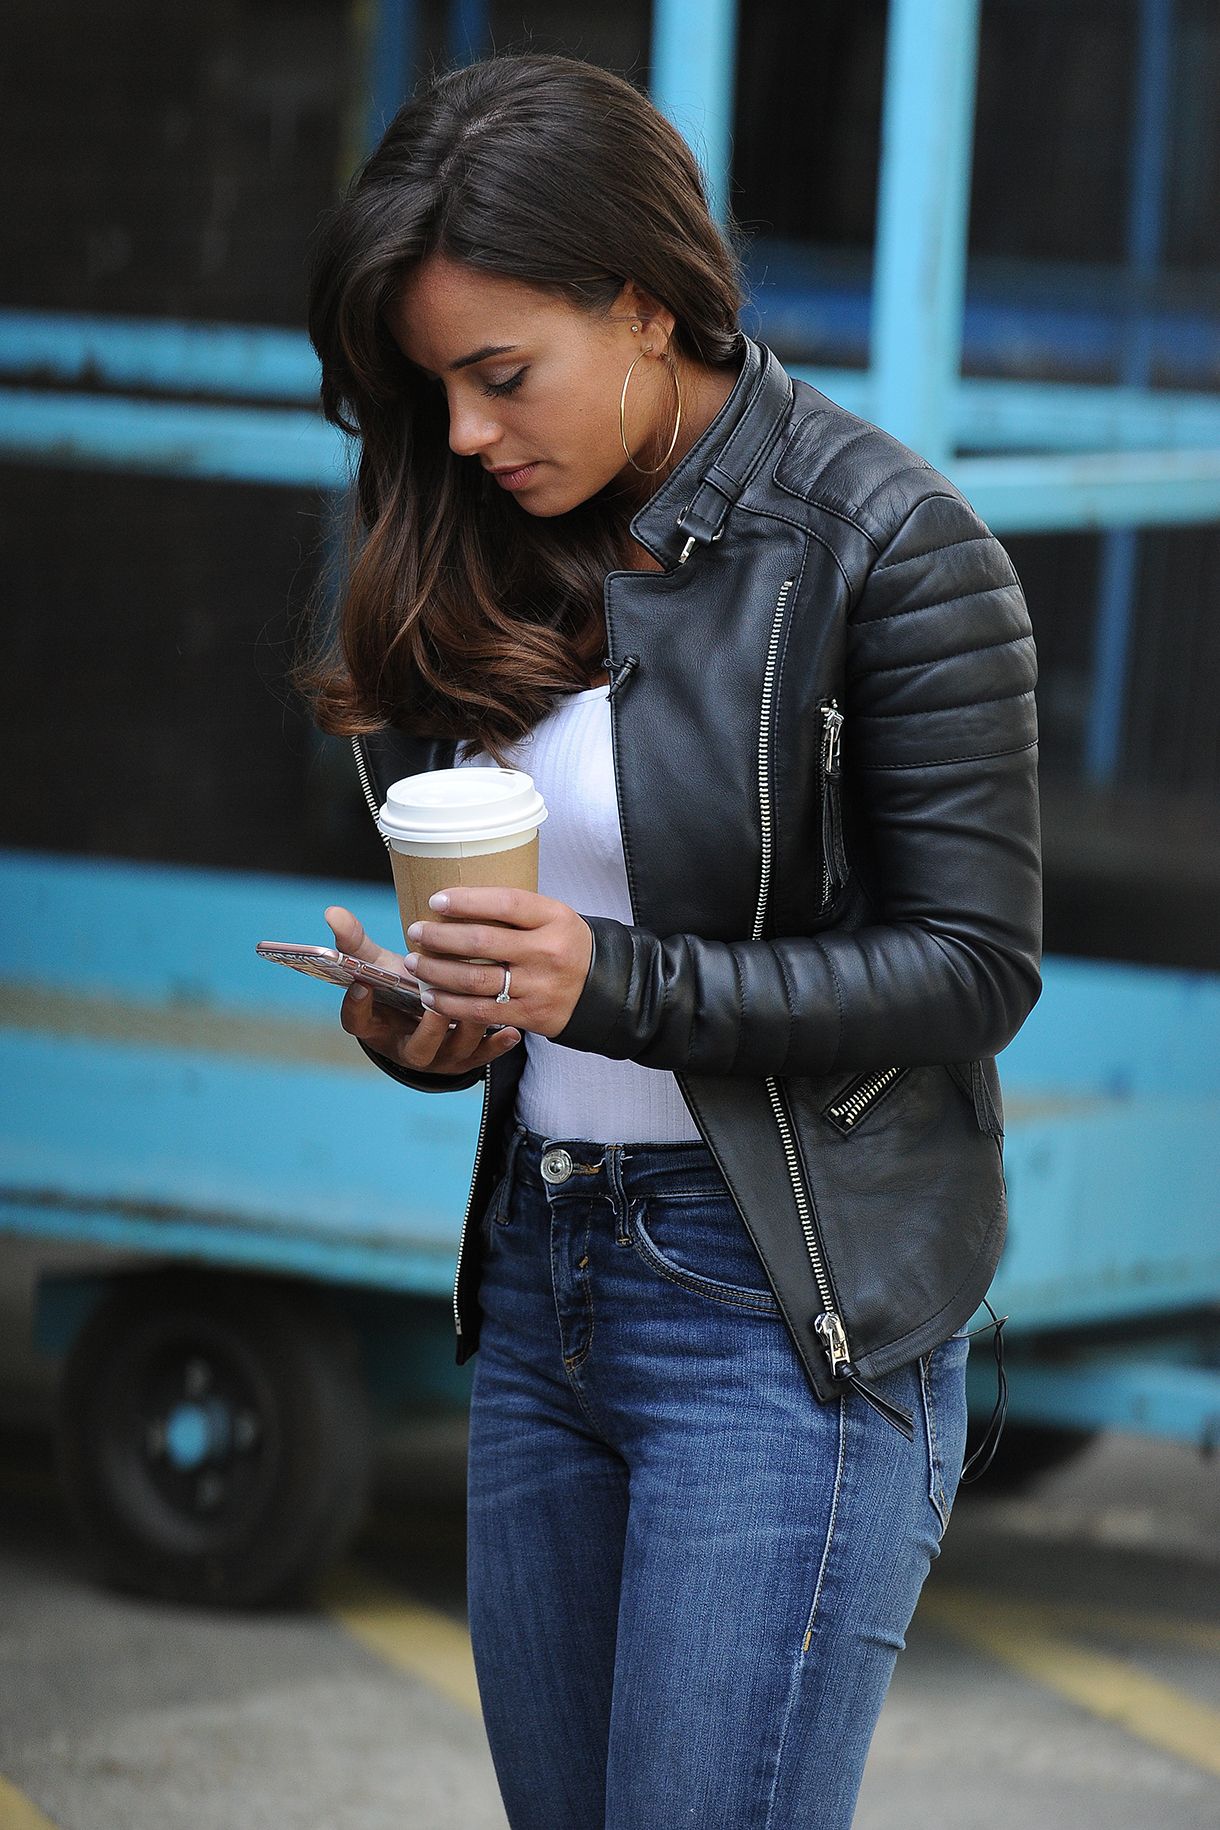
xmin=352 ymin=331 xmax=1042 ymax=1433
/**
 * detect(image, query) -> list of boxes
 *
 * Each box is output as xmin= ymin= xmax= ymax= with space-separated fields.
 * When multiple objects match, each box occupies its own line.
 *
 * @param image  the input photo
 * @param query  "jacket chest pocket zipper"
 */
xmin=819 ymin=700 xmax=849 ymax=907
xmin=824 ymin=1065 xmax=910 ymax=1135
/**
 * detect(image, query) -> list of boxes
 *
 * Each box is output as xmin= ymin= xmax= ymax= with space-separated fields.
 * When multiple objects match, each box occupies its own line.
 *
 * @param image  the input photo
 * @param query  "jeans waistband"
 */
xmin=497 ymin=1121 xmax=730 ymax=1203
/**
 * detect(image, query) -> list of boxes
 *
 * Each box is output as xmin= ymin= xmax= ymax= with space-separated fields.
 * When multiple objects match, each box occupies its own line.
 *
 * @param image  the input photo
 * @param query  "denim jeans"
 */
xmin=465 ymin=1122 xmax=971 ymax=1830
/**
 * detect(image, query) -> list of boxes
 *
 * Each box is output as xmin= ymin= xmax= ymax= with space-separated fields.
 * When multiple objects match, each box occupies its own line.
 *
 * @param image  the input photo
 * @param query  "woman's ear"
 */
xmin=618 ymin=280 xmax=675 ymax=353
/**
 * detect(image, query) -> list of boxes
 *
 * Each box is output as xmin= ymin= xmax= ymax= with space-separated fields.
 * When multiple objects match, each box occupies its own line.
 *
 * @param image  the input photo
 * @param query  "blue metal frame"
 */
xmin=0 ymin=0 xmax=1216 ymax=531
xmin=1086 ymin=0 xmax=1176 ymax=787
xmin=870 ymin=0 xmax=982 ymax=468
xmin=650 ymin=0 xmax=739 ymax=230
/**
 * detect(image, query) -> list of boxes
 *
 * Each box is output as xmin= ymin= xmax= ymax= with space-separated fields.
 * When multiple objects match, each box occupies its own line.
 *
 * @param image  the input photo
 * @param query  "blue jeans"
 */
xmin=466 ymin=1122 xmax=971 ymax=1830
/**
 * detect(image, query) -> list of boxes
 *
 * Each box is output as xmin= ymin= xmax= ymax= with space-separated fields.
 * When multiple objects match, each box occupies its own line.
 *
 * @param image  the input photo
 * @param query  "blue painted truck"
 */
xmin=3 ymin=0 xmax=1218 ymax=1601
xmin=3 ymin=846 xmax=1218 ymax=1602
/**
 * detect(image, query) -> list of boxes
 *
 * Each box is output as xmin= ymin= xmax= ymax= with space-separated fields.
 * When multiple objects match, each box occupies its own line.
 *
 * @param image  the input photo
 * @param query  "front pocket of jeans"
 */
xmin=917 ymin=1327 xmax=972 ymax=1536
xmin=629 ymin=1194 xmax=782 ymax=1315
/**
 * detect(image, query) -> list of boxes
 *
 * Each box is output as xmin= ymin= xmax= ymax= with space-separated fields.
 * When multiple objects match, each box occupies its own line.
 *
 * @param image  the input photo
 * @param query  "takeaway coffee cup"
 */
xmin=375 ymin=768 xmax=549 ymax=983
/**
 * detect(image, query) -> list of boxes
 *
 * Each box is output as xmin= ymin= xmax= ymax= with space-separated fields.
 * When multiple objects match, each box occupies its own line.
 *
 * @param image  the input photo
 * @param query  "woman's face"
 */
xmin=385 ymin=253 xmax=678 ymax=517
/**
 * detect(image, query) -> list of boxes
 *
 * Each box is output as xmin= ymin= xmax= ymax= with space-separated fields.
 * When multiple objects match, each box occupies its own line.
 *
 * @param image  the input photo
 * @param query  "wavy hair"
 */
xmin=293 ymin=52 xmax=746 ymax=766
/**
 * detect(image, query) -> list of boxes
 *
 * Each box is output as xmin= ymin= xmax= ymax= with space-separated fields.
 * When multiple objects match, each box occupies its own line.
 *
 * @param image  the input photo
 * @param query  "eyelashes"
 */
xmin=423 ymin=368 xmax=527 ymax=400
xmin=483 ymin=369 xmax=526 ymax=398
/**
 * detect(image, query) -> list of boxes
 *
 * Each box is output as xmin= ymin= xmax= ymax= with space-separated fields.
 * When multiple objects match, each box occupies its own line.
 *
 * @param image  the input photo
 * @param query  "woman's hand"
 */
xmin=324 ymin=906 xmax=523 ymax=1076
xmin=402 ymin=886 xmax=594 ymax=1038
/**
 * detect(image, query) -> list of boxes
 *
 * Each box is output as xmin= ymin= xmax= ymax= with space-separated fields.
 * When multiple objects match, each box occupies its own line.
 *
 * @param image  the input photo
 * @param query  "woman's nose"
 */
xmin=447 ymin=400 xmax=501 ymax=460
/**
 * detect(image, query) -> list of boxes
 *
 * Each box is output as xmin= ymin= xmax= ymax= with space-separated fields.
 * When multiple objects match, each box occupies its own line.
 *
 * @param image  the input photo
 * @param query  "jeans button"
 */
xmin=541 ymin=1148 xmax=574 ymax=1184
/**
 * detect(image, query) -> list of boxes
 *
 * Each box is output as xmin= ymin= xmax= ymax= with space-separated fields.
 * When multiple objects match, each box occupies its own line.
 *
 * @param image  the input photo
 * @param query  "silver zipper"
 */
xmin=754 ymin=579 xmax=851 ymax=1378
xmin=819 ymin=701 xmax=847 ymax=906
xmin=351 ymin=735 xmax=391 ymax=850
xmin=825 ymin=1066 xmax=907 ymax=1132
xmin=753 ymin=578 xmax=792 ymax=925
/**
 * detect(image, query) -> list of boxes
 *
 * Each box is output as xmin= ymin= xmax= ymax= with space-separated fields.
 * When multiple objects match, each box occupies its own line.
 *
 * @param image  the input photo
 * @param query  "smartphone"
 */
xmin=255 ymin=941 xmax=508 ymax=1035
xmin=256 ymin=941 xmax=429 ymax=1015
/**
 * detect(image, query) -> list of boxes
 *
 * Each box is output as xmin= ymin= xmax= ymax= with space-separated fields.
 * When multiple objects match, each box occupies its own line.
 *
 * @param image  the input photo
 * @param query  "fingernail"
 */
xmin=428 ymin=892 xmax=450 ymax=912
xmin=406 ymin=923 xmax=423 ymax=942
xmin=419 ymin=989 xmax=437 ymax=1008
xmin=350 ymin=985 xmax=370 ymax=1003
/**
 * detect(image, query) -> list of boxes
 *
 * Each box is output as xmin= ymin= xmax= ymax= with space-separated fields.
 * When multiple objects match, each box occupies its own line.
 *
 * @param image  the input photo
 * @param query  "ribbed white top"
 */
xmin=454 ymin=684 xmax=703 ymax=1143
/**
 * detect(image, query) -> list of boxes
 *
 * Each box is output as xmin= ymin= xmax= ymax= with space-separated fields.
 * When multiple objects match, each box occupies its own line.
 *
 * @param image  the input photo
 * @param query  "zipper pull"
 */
xmin=814 ymin=1308 xmax=851 ymax=1377
xmin=815 ymin=1309 xmax=915 ymax=1438
xmin=604 ymin=653 xmax=640 ymax=701
xmin=821 ymin=701 xmax=844 ymax=778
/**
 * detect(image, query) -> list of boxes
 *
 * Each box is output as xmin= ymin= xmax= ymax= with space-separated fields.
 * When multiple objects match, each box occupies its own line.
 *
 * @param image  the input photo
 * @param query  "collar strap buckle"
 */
xmin=675 ymin=496 xmax=729 ymax=565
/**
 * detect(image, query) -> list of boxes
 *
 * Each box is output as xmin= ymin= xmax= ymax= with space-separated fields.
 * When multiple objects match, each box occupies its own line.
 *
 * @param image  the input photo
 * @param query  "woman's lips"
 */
xmin=491 ymin=462 xmax=540 ymax=490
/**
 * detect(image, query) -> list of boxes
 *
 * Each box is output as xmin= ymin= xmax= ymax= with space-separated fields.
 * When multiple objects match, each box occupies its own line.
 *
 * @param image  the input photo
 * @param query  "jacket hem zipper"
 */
xmin=756 ymin=582 xmax=912 ymax=1437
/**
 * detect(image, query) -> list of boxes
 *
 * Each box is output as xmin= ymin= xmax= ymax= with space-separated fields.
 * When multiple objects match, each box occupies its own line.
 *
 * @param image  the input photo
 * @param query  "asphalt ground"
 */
xmin=1 ymin=1403 xmax=1218 ymax=1830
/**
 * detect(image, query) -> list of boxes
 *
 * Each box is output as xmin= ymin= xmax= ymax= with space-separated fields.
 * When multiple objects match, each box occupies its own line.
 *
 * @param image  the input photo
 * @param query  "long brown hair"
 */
xmin=294 ymin=52 xmax=746 ymax=767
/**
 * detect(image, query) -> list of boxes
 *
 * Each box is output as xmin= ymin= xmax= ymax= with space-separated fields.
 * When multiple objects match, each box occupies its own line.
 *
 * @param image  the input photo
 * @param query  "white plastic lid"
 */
xmin=376 ymin=766 xmax=549 ymax=845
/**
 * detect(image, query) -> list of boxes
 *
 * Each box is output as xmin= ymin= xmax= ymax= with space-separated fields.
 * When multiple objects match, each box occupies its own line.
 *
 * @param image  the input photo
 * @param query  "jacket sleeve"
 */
xmin=551 ymin=489 xmax=1042 ymax=1077
xmin=356 ymin=1036 xmax=485 ymax=1094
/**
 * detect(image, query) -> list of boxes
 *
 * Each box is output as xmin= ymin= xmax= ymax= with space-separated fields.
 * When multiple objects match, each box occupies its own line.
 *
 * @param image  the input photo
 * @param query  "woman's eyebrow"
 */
xmin=419 ymin=343 xmax=520 ymax=378
xmin=453 ymin=342 xmax=519 ymax=369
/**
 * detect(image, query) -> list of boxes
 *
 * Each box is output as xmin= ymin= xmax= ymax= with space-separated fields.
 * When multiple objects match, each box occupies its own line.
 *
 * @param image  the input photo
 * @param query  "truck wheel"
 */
xmin=55 ymin=1272 xmax=372 ymax=1608
xmin=972 ymin=1422 xmax=1097 ymax=1492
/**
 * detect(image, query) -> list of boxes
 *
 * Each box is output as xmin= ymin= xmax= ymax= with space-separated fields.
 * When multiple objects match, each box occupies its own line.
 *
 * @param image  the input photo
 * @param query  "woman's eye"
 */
xmin=483 ymin=369 xmax=526 ymax=399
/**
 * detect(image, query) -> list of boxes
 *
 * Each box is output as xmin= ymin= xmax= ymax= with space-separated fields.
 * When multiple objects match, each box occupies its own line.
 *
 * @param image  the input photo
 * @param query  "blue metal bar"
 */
xmin=0 ymin=310 xmax=320 ymax=401
xmin=745 ymin=241 xmax=1220 ymax=383
xmin=949 ymin=447 xmax=1220 ymax=533
xmin=446 ymin=0 xmax=490 ymax=69
xmin=933 ymin=377 xmax=1220 ymax=454
xmin=0 ymin=389 xmax=349 ymax=488
xmin=1086 ymin=0 xmax=1176 ymax=788
xmin=978 ymin=1358 xmax=1220 ymax=1449
xmin=366 ymin=0 xmax=417 ymax=148
xmin=787 ymin=371 xmax=1220 ymax=454
xmin=8 ymin=384 xmax=1220 ymax=527
xmin=7 ymin=303 xmax=1220 ymax=439
xmin=650 ymin=0 xmax=738 ymax=227
xmin=0 ymin=1199 xmax=457 ymax=1299
xmin=870 ymin=0 xmax=981 ymax=465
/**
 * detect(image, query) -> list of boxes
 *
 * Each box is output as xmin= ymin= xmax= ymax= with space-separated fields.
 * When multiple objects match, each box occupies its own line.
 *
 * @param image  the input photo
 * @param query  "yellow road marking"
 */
xmin=927 ymin=1583 xmax=1220 ymax=1655
xmin=320 ymin=1563 xmax=481 ymax=1716
xmin=923 ymin=1587 xmax=1220 ymax=1778
xmin=979 ymin=1592 xmax=1220 ymax=1657
xmin=0 ymin=1776 xmax=60 ymax=1829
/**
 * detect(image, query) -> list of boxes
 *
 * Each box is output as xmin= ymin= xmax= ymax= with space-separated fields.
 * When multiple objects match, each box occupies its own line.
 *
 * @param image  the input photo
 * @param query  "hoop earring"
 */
xmin=620 ymin=347 xmax=682 ymax=475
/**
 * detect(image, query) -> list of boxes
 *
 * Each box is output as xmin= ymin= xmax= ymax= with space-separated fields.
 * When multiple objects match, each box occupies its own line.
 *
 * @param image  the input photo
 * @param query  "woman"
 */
xmin=297 ymin=51 xmax=1041 ymax=1829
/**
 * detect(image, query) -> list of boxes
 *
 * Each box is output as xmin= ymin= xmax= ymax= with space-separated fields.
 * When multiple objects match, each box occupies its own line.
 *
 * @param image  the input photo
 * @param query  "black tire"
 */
xmin=55 ymin=1272 xmax=372 ymax=1608
xmin=969 ymin=1421 xmax=1097 ymax=1493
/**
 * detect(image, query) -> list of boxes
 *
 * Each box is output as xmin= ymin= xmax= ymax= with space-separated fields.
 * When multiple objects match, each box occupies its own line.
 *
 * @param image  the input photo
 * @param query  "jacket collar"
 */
xmin=629 ymin=331 xmax=794 ymax=569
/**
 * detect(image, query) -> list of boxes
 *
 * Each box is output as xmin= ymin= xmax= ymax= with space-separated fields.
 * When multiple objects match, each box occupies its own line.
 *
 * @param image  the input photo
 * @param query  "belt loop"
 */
xmin=604 ymin=1143 xmax=628 ymax=1224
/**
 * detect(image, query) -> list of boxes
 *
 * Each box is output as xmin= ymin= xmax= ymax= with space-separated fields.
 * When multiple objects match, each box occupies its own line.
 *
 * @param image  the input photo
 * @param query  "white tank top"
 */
xmin=454 ymin=683 xmax=703 ymax=1143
